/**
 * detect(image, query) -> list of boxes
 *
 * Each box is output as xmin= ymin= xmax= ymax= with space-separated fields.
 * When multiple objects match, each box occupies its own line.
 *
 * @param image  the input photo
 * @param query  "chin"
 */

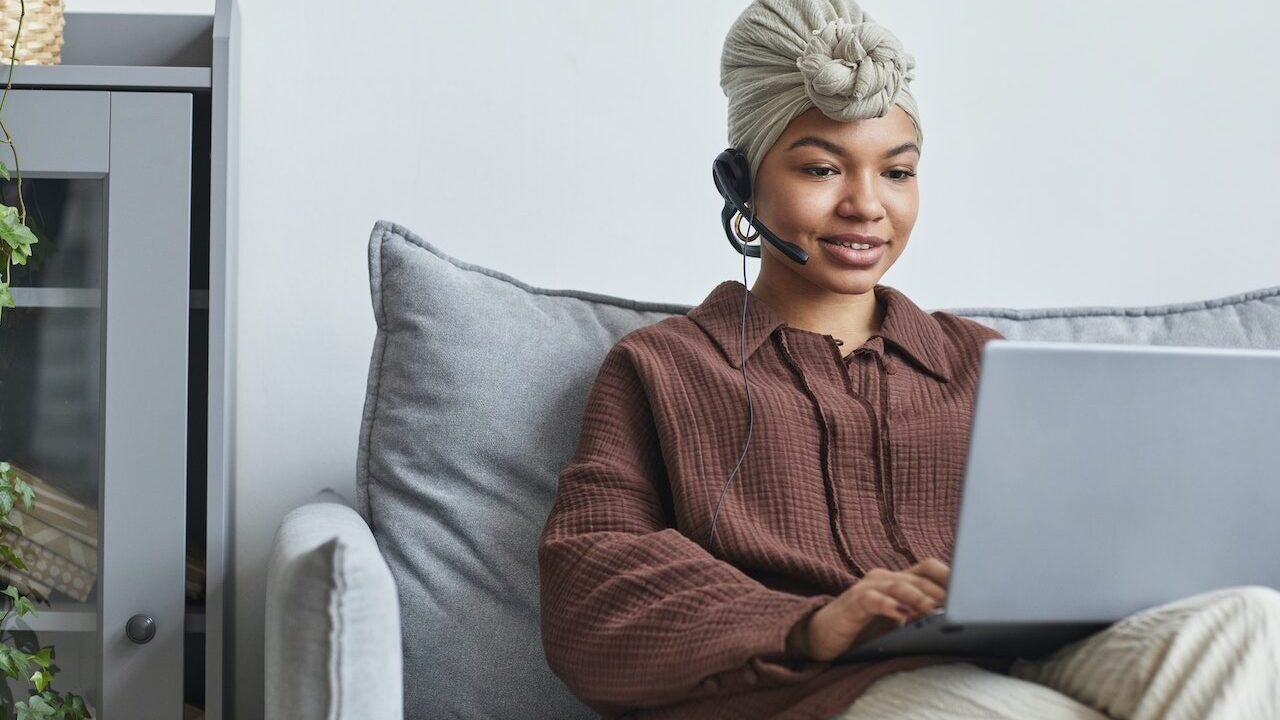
xmin=816 ymin=272 xmax=882 ymax=296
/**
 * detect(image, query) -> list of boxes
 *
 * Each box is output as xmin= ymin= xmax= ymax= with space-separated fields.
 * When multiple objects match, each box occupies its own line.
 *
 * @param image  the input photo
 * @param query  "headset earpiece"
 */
xmin=711 ymin=147 xmax=809 ymax=265
xmin=713 ymin=148 xmax=753 ymax=203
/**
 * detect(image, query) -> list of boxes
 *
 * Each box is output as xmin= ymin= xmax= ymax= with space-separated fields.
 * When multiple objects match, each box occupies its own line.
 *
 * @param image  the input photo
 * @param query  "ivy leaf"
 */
xmin=14 ymin=223 xmax=35 ymax=246
xmin=30 ymin=669 xmax=51 ymax=693
xmin=0 ymin=281 xmax=14 ymax=310
xmin=0 ymin=212 xmax=33 ymax=240
xmin=60 ymin=691 xmax=88 ymax=717
xmin=2 ymin=584 xmax=19 ymax=602
xmin=11 ymin=476 xmax=32 ymax=511
xmin=64 ymin=695 xmax=89 ymax=720
xmin=0 ymin=515 xmax=21 ymax=534
xmin=15 ymin=594 xmax=36 ymax=618
xmin=28 ymin=648 xmax=51 ymax=670
xmin=1 ymin=544 xmax=29 ymax=573
xmin=0 ymin=159 xmax=8 ymax=181
xmin=14 ymin=694 xmax=58 ymax=720
xmin=0 ymin=643 xmax=29 ymax=679
xmin=0 ymin=221 xmax=37 ymax=265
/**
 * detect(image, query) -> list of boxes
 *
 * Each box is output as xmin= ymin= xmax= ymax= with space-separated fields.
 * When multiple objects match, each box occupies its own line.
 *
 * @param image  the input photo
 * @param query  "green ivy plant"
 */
xmin=0 ymin=2 xmax=92 ymax=718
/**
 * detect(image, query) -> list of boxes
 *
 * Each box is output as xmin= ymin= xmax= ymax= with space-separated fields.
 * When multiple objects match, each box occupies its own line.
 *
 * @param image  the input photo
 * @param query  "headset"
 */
xmin=706 ymin=148 xmax=811 ymax=551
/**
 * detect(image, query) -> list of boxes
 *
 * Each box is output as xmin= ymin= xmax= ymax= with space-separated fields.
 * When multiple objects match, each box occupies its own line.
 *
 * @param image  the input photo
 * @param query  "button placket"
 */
xmin=781 ymin=330 xmax=863 ymax=575
xmin=873 ymin=348 xmax=916 ymax=564
xmin=829 ymin=339 xmax=895 ymax=571
xmin=845 ymin=342 xmax=917 ymax=567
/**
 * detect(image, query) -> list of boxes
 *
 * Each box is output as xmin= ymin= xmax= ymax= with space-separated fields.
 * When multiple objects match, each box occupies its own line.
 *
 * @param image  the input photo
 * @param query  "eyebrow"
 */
xmin=785 ymin=136 xmax=920 ymax=160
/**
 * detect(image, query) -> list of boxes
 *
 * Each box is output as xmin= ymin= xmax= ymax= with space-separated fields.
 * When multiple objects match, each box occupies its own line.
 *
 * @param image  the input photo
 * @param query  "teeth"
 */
xmin=827 ymin=240 xmax=873 ymax=250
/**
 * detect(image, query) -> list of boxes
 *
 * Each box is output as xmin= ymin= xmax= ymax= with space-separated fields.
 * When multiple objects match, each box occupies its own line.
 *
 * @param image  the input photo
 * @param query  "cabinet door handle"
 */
xmin=126 ymin=614 xmax=156 ymax=644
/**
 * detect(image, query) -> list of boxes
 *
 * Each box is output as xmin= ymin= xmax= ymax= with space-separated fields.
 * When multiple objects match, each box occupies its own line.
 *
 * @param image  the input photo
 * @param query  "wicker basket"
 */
xmin=0 ymin=0 xmax=65 ymax=66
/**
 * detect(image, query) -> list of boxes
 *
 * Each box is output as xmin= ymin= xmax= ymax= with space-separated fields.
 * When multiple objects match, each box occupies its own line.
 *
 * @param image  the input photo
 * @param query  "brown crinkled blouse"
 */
xmin=539 ymin=279 xmax=1006 ymax=719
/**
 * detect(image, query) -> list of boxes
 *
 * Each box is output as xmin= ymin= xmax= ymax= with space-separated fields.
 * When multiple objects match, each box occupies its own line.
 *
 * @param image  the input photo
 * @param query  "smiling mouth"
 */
xmin=820 ymin=238 xmax=887 ymax=250
xmin=818 ymin=239 xmax=886 ymax=268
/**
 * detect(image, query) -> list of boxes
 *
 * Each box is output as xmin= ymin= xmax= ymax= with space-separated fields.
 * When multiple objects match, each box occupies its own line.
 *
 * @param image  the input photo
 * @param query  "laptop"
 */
xmin=840 ymin=339 xmax=1280 ymax=663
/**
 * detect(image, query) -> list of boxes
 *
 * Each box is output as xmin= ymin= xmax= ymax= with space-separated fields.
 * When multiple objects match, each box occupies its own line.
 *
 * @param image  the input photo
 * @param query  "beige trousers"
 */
xmin=836 ymin=586 xmax=1280 ymax=720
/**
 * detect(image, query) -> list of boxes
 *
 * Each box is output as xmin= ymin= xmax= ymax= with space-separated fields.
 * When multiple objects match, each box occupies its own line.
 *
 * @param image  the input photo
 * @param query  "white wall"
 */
xmin=71 ymin=0 xmax=1280 ymax=717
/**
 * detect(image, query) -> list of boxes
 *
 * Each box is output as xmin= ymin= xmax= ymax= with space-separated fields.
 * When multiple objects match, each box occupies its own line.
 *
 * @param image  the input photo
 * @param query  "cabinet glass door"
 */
xmin=1 ymin=89 xmax=191 ymax=719
xmin=1 ymin=175 xmax=105 ymax=714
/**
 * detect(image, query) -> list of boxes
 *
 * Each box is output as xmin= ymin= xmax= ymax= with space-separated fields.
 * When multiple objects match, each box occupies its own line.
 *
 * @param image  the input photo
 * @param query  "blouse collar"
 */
xmin=686 ymin=280 xmax=953 ymax=383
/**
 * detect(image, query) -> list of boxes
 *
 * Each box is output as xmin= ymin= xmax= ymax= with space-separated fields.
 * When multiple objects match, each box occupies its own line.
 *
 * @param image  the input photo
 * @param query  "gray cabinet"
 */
xmin=0 ymin=5 xmax=236 ymax=719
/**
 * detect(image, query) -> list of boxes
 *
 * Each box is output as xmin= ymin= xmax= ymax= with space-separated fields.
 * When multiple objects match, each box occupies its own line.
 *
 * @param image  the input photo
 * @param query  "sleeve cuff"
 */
xmin=696 ymin=593 xmax=835 ymax=696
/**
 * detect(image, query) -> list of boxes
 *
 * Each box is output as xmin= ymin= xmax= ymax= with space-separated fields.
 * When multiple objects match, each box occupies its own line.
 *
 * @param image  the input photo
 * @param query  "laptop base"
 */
xmin=839 ymin=611 xmax=1109 ymax=664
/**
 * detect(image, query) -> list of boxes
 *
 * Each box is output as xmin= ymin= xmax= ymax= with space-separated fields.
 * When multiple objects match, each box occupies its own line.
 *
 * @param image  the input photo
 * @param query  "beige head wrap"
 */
xmin=720 ymin=0 xmax=922 ymax=190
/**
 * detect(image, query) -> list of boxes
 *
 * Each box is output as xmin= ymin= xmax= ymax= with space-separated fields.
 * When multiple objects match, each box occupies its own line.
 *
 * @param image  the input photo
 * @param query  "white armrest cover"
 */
xmin=265 ymin=498 xmax=403 ymax=720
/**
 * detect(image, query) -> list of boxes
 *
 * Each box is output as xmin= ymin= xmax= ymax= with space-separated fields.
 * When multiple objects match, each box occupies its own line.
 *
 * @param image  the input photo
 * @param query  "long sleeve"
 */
xmin=538 ymin=343 xmax=834 ymax=716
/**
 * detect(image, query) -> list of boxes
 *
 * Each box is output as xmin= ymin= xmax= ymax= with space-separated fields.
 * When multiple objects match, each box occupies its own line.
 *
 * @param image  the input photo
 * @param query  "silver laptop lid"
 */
xmin=947 ymin=340 xmax=1280 ymax=624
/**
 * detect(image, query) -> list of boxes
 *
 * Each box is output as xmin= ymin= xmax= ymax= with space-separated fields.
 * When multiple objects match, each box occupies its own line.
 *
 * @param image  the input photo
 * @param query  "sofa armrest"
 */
xmin=265 ymin=494 xmax=403 ymax=720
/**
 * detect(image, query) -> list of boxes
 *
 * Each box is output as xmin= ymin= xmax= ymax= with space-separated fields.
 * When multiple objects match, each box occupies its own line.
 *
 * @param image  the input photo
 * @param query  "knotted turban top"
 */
xmin=720 ymin=0 xmax=922 ymax=191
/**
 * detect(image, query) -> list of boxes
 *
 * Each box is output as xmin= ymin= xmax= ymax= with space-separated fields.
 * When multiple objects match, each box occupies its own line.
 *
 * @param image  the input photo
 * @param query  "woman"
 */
xmin=537 ymin=1 xmax=1280 ymax=718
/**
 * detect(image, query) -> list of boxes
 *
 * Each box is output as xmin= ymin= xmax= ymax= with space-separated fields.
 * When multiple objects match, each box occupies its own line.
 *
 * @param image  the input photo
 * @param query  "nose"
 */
xmin=836 ymin=173 xmax=887 ymax=221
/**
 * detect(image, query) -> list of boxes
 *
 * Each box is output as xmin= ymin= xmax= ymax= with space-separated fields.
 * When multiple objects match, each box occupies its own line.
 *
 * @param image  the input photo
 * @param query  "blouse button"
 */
xmin=701 ymin=676 xmax=721 ymax=692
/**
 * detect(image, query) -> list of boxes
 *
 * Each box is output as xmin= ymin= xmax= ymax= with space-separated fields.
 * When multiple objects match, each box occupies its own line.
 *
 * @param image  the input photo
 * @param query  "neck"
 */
xmin=748 ymin=270 xmax=885 ymax=351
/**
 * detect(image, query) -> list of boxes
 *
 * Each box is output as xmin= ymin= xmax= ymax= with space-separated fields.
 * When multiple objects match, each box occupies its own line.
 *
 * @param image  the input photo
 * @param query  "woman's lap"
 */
xmin=1009 ymin=585 xmax=1280 ymax=720
xmin=836 ymin=585 xmax=1280 ymax=720
xmin=833 ymin=662 xmax=1108 ymax=720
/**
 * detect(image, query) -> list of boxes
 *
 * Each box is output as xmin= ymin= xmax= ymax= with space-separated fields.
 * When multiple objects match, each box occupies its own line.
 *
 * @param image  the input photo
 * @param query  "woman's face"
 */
xmin=751 ymin=105 xmax=921 ymax=297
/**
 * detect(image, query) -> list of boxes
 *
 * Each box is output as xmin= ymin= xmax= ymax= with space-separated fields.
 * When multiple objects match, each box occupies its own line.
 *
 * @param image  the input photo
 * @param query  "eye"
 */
xmin=802 ymin=167 xmax=918 ymax=181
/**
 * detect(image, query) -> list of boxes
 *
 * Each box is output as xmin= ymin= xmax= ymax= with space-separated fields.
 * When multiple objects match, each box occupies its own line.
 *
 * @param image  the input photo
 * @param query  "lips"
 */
xmin=820 ymin=233 xmax=886 ymax=247
xmin=819 ymin=238 xmax=886 ymax=268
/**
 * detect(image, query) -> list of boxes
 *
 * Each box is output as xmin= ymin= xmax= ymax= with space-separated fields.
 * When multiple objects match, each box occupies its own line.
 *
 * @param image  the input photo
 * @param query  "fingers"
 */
xmin=906 ymin=558 xmax=950 ymax=589
xmin=860 ymin=569 xmax=944 ymax=618
xmin=816 ymin=567 xmax=949 ymax=657
xmin=866 ymin=567 xmax=945 ymax=603
xmin=854 ymin=587 xmax=916 ymax=625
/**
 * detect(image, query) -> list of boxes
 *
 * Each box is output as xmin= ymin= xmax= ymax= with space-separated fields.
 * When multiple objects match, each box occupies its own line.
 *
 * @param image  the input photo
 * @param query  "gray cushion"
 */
xmin=357 ymin=218 xmax=1280 ymax=719
xmin=266 ymin=495 xmax=403 ymax=720
xmin=945 ymin=289 xmax=1280 ymax=348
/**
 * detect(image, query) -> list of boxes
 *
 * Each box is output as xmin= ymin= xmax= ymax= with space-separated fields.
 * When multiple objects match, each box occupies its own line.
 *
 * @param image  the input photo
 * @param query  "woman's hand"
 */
xmin=786 ymin=559 xmax=950 ymax=662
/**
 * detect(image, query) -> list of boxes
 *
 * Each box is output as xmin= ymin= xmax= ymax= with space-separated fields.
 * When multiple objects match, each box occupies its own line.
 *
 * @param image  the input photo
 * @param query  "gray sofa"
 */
xmin=264 ymin=219 xmax=1280 ymax=719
